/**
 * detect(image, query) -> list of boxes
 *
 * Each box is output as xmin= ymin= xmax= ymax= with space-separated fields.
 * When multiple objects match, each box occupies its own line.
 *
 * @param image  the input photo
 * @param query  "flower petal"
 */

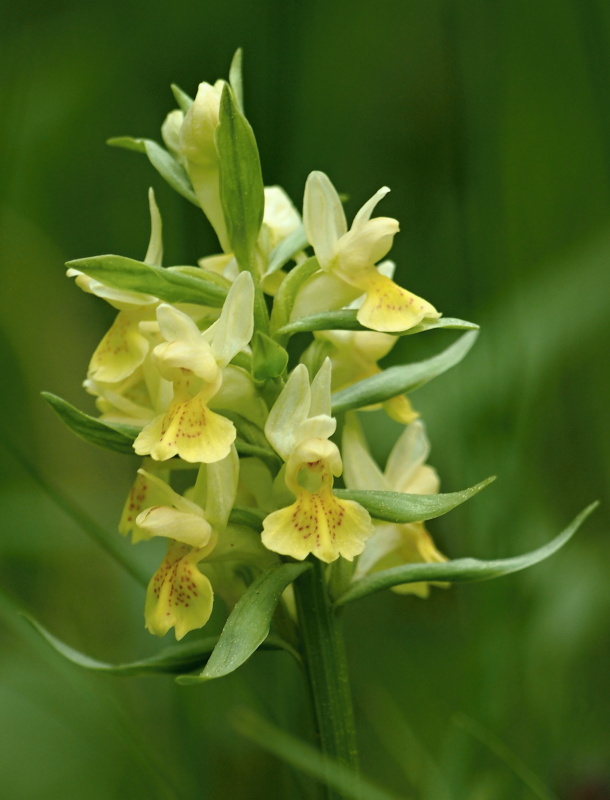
xmin=382 ymin=394 xmax=419 ymax=425
xmin=144 ymin=187 xmax=163 ymax=267
xmin=341 ymin=413 xmax=389 ymax=492
xmin=134 ymin=392 xmax=236 ymax=463
xmin=156 ymin=303 xmax=202 ymax=347
xmin=290 ymin=271 xmax=361 ymax=321
xmin=385 ymin=420 xmax=437 ymax=492
xmin=145 ymin=541 xmax=214 ymax=639
xmin=309 ymin=357 xmax=332 ymax=418
xmin=351 ymin=186 xmax=391 ymax=229
xmin=356 ymin=272 xmax=440 ymax=333
xmin=207 ymin=271 xmax=254 ymax=367
xmin=335 ymin=217 xmax=399 ymax=276
xmin=119 ymin=467 xmax=171 ymax=543
xmin=136 ymin=505 xmax=213 ymax=548
xmin=89 ymin=311 xmax=150 ymax=383
xmin=262 ymin=489 xmax=374 ymax=563
xmin=303 ymin=171 xmax=347 ymax=268
xmin=355 ymin=522 xmax=447 ymax=598
xmin=265 ymin=364 xmax=311 ymax=460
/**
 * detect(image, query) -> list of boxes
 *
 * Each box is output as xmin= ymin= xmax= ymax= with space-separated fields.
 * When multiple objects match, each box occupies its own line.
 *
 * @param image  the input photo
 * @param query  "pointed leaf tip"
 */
xmin=335 ymin=501 xmax=598 ymax=606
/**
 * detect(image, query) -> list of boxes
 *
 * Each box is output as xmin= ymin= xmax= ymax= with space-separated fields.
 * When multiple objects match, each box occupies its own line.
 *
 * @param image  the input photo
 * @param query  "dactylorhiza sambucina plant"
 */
xmin=38 ymin=52 xmax=596 ymax=799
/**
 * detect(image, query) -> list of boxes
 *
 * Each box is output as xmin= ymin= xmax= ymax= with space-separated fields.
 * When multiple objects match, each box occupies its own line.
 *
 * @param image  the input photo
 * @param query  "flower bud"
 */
xmin=179 ymin=80 xmax=230 ymax=252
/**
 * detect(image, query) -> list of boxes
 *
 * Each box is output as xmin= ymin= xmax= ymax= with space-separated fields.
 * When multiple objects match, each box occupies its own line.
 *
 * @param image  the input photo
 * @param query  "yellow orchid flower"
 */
xmin=135 ymin=450 xmax=238 ymax=639
xmin=342 ymin=413 xmax=447 ymax=597
xmin=133 ymin=468 xmax=217 ymax=639
xmin=262 ymin=361 xmax=374 ymax=563
xmin=299 ymin=171 xmax=440 ymax=332
xmin=133 ymin=449 xmax=274 ymax=639
xmin=68 ymin=189 xmax=163 ymax=384
xmin=133 ymin=271 xmax=254 ymax=463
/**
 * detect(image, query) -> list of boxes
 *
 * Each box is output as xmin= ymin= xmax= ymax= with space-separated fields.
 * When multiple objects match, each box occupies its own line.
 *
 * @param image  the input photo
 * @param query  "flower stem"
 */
xmin=293 ymin=557 xmax=359 ymax=800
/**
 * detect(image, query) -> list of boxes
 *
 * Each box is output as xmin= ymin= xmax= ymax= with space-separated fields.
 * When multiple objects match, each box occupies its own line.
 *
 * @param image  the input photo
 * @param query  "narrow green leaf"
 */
xmin=252 ymin=331 xmax=289 ymax=380
xmin=331 ymin=330 xmax=478 ymax=413
xmin=171 ymin=264 xmax=232 ymax=290
xmin=277 ymin=311 xmax=478 ymax=337
xmin=170 ymin=83 xmax=193 ymax=113
xmin=67 ymin=254 xmax=228 ymax=307
xmin=269 ymin=256 xmax=320 ymax=333
xmin=107 ymin=136 xmax=147 ymax=153
xmin=177 ymin=561 xmax=310 ymax=684
xmin=265 ymin=225 xmax=308 ymax=276
xmin=108 ymin=137 xmax=199 ymax=206
xmin=25 ymin=616 xmax=297 ymax=677
xmin=233 ymin=709 xmax=404 ymax=800
xmin=229 ymin=48 xmax=244 ymax=112
xmin=25 ymin=615 xmax=219 ymax=675
xmin=42 ymin=391 xmax=139 ymax=454
xmin=216 ymin=84 xmax=264 ymax=272
xmin=335 ymin=476 xmax=495 ymax=524
xmin=335 ymin=503 xmax=598 ymax=606
xmin=215 ymin=409 xmax=273 ymax=452
xmin=229 ymin=506 xmax=266 ymax=530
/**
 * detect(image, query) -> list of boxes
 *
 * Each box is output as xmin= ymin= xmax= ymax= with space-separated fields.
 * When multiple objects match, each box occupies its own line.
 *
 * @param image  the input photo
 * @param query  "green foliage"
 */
xmin=336 ymin=503 xmax=599 ymax=606
xmin=107 ymin=136 xmax=200 ymax=205
xmin=278 ymin=312 xmax=479 ymax=337
xmin=216 ymin=84 xmax=264 ymax=272
xmin=67 ymin=254 xmax=228 ymax=305
xmin=265 ymin=225 xmax=308 ymax=276
xmin=252 ymin=330 xmax=289 ymax=379
xmin=178 ymin=562 xmax=309 ymax=684
xmin=42 ymin=391 xmax=138 ymax=454
xmin=336 ymin=476 xmax=495 ymax=524
xmin=331 ymin=330 xmax=478 ymax=413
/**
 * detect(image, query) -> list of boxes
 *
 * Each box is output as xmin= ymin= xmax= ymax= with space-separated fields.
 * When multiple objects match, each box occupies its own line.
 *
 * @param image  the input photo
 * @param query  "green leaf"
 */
xmin=265 ymin=225 xmax=308 ymax=276
xmin=25 ymin=616 xmax=296 ymax=677
xmin=67 ymin=254 xmax=228 ymax=307
xmin=229 ymin=48 xmax=244 ymax=112
xmin=171 ymin=264 xmax=232 ymax=290
xmin=216 ymin=84 xmax=264 ymax=273
xmin=269 ymin=256 xmax=320 ymax=333
xmin=252 ymin=331 xmax=289 ymax=380
xmin=331 ymin=330 xmax=478 ymax=413
xmin=233 ymin=709 xmax=404 ymax=800
xmin=42 ymin=392 xmax=139 ymax=454
xmin=335 ymin=502 xmax=599 ymax=607
xmin=229 ymin=506 xmax=266 ymax=530
xmin=335 ymin=476 xmax=495 ymax=524
xmin=177 ymin=561 xmax=310 ymax=684
xmin=277 ymin=310 xmax=479 ymax=337
xmin=26 ymin=615 xmax=219 ymax=675
xmin=108 ymin=137 xmax=199 ymax=206
xmin=170 ymin=83 xmax=193 ymax=113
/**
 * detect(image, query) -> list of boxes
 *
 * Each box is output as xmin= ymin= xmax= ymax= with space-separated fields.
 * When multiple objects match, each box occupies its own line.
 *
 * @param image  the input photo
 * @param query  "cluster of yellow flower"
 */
xmin=67 ymin=63 xmax=450 ymax=641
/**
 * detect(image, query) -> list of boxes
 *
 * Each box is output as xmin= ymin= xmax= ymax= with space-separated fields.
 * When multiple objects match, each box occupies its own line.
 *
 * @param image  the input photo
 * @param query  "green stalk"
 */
xmin=293 ymin=557 xmax=360 ymax=800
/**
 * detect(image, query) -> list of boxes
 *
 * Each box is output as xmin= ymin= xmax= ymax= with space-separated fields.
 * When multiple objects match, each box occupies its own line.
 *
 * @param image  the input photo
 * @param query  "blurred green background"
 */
xmin=1 ymin=0 xmax=609 ymax=798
